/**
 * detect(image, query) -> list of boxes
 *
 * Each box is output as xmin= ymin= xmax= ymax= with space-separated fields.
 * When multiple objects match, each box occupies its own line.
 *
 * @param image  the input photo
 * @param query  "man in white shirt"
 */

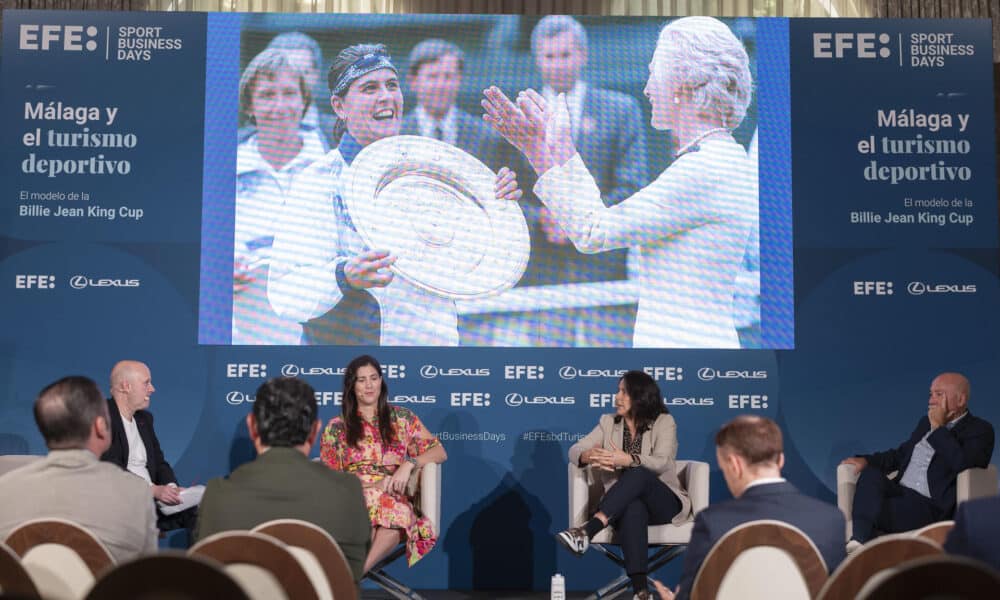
xmin=0 ymin=376 xmax=157 ymax=563
xmin=101 ymin=360 xmax=198 ymax=536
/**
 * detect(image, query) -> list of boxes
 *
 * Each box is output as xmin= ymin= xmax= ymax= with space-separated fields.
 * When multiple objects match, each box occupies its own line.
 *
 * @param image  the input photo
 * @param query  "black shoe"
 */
xmin=555 ymin=526 xmax=590 ymax=555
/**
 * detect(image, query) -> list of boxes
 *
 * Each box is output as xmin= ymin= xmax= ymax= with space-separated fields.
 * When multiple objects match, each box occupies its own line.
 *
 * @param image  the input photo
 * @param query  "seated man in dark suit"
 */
xmin=944 ymin=495 xmax=1000 ymax=570
xmin=101 ymin=360 xmax=198 ymax=534
xmin=658 ymin=416 xmax=845 ymax=600
xmin=195 ymin=376 xmax=371 ymax=583
xmin=401 ymin=38 xmax=508 ymax=171
xmin=841 ymin=372 xmax=995 ymax=552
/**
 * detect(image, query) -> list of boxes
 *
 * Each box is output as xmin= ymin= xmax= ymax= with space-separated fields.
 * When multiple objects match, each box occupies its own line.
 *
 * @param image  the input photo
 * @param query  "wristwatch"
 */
xmin=405 ymin=456 xmax=418 ymax=467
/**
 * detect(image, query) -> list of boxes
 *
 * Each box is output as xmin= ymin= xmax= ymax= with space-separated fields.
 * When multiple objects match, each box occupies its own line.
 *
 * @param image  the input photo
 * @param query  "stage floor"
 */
xmin=361 ymin=591 xmax=600 ymax=599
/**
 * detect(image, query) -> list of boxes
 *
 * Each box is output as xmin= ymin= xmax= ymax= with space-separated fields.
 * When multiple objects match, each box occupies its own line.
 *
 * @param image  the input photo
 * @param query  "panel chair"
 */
xmin=567 ymin=460 xmax=710 ymax=599
xmin=688 ymin=520 xmax=828 ymax=600
xmin=911 ymin=520 xmax=954 ymax=546
xmin=856 ymin=554 xmax=1000 ymax=600
xmin=189 ymin=531 xmax=320 ymax=600
xmin=252 ymin=519 xmax=357 ymax=600
xmin=363 ymin=462 xmax=441 ymax=600
xmin=0 ymin=540 xmax=40 ymax=599
xmin=815 ymin=533 xmax=941 ymax=600
xmin=85 ymin=552 xmax=251 ymax=600
xmin=4 ymin=518 xmax=115 ymax=600
xmin=836 ymin=463 xmax=998 ymax=541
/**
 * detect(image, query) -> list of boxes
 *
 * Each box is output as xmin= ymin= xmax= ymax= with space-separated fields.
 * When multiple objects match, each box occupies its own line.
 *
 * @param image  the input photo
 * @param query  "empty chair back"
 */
xmin=85 ymin=552 xmax=251 ymax=600
xmin=5 ymin=518 xmax=114 ymax=600
xmin=0 ymin=540 xmax=40 ymax=599
xmin=252 ymin=519 xmax=355 ymax=600
xmin=716 ymin=546 xmax=812 ymax=600
xmin=690 ymin=520 xmax=827 ymax=600
xmin=816 ymin=534 xmax=941 ymax=600
xmin=857 ymin=554 xmax=1000 ymax=600
xmin=189 ymin=531 xmax=319 ymax=600
xmin=911 ymin=521 xmax=954 ymax=546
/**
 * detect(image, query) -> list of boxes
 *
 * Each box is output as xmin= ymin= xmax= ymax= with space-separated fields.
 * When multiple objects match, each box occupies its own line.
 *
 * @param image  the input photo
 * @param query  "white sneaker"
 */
xmin=556 ymin=527 xmax=590 ymax=555
xmin=846 ymin=539 xmax=863 ymax=554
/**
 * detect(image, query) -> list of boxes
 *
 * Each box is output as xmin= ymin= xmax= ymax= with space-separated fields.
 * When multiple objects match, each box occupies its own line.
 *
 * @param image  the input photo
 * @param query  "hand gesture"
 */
xmin=344 ymin=250 xmax=396 ymax=289
xmin=494 ymin=166 xmax=522 ymax=201
xmin=840 ymin=456 xmax=868 ymax=472
xmin=928 ymin=402 xmax=948 ymax=429
xmin=152 ymin=484 xmax=182 ymax=505
xmin=386 ymin=462 xmax=414 ymax=496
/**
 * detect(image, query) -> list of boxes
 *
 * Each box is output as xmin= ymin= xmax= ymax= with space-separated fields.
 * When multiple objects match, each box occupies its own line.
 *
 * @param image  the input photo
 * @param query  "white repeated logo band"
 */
xmin=504 ymin=393 xmax=575 ymax=407
xmin=907 ymin=281 xmax=976 ymax=295
xmin=697 ymin=368 xmax=768 ymax=382
xmin=226 ymin=391 xmax=255 ymax=405
xmin=280 ymin=365 xmax=344 ymax=377
xmin=558 ymin=366 xmax=628 ymax=380
xmin=420 ymin=365 xmax=490 ymax=379
xmin=69 ymin=275 xmax=140 ymax=289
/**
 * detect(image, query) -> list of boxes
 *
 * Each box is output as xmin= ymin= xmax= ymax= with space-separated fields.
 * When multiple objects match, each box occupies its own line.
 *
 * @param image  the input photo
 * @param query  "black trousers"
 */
xmin=851 ymin=465 xmax=941 ymax=542
xmin=597 ymin=466 xmax=683 ymax=576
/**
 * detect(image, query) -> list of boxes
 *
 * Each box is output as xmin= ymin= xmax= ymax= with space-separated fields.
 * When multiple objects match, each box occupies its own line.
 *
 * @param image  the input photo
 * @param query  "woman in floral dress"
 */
xmin=321 ymin=354 xmax=447 ymax=571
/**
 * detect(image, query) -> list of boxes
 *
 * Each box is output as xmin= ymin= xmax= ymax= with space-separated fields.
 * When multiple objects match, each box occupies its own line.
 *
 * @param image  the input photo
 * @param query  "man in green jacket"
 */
xmin=195 ymin=376 xmax=371 ymax=582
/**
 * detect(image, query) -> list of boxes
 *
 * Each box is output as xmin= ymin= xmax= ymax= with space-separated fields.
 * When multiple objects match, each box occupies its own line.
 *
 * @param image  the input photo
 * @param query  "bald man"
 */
xmin=101 ymin=360 xmax=197 ymax=534
xmin=842 ymin=372 xmax=994 ymax=551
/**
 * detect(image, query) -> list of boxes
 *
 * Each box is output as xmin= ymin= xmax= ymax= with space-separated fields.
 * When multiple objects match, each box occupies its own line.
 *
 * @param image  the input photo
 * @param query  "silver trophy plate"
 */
xmin=346 ymin=135 xmax=529 ymax=300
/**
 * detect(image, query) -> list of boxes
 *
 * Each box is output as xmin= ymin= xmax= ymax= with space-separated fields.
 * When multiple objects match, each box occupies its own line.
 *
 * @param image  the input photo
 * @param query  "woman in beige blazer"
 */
xmin=559 ymin=370 xmax=691 ymax=600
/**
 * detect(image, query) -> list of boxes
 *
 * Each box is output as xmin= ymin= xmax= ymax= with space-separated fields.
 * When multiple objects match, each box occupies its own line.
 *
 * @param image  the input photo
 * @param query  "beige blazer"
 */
xmin=568 ymin=413 xmax=691 ymax=524
xmin=0 ymin=449 xmax=158 ymax=563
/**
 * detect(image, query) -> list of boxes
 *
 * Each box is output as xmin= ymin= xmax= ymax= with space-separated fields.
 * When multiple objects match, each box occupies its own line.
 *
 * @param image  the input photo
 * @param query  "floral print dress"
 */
xmin=321 ymin=406 xmax=441 ymax=566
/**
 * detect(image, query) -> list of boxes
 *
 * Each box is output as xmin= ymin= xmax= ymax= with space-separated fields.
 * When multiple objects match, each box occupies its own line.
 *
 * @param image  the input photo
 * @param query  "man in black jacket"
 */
xmin=101 ymin=360 xmax=197 ymax=534
xmin=842 ymin=372 xmax=995 ymax=550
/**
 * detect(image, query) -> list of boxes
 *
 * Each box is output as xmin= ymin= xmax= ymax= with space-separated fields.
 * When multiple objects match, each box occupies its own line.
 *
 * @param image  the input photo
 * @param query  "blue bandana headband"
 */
xmin=331 ymin=52 xmax=397 ymax=97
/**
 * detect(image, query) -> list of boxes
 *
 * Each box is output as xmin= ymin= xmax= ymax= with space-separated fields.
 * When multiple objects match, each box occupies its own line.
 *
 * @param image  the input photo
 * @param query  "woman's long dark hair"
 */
xmin=341 ymin=354 xmax=395 ymax=448
xmin=327 ymin=43 xmax=390 ymax=145
xmin=615 ymin=370 xmax=668 ymax=433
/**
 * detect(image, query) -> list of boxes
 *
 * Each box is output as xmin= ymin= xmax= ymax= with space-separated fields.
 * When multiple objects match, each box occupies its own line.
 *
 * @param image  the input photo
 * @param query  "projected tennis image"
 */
xmin=204 ymin=14 xmax=791 ymax=348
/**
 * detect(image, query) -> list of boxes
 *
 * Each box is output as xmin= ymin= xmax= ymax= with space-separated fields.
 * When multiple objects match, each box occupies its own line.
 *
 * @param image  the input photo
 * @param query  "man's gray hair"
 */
xmin=531 ymin=15 xmax=588 ymax=56
xmin=656 ymin=16 xmax=753 ymax=129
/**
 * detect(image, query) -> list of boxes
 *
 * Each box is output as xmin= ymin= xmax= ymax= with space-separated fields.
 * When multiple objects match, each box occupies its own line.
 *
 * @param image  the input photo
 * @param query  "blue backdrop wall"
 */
xmin=2 ymin=11 xmax=998 ymax=591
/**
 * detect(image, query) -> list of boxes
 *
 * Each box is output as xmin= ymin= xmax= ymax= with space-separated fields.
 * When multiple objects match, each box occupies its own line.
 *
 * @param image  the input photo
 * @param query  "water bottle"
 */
xmin=551 ymin=573 xmax=566 ymax=600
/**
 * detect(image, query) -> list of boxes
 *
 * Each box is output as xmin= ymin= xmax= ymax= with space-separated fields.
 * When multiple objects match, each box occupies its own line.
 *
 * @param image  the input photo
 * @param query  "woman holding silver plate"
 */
xmin=483 ymin=16 xmax=758 ymax=349
xmin=268 ymin=43 xmax=521 ymax=346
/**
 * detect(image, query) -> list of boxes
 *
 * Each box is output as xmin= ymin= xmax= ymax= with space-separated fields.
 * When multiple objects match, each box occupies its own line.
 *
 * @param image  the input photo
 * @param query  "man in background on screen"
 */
xmin=195 ymin=376 xmax=371 ymax=582
xmin=523 ymin=15 xmax=648 ymax=346
xmin=0 ymin=376 xmax=157 ymax=563
xmin=265 ymin=31 xmax=337 ymax=150
xmin=402 ymin=38 xmax=507 ymax=171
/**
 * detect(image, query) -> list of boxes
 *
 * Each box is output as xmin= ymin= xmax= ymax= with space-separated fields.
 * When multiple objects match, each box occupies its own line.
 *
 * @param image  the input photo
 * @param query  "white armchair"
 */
xmin=568 ymin=460 xmax=710 ymax=598
xmin=836 ymin=463 xmax=998 ymax=541
xmin=363 ymin=462 xmax=440 ymax=600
